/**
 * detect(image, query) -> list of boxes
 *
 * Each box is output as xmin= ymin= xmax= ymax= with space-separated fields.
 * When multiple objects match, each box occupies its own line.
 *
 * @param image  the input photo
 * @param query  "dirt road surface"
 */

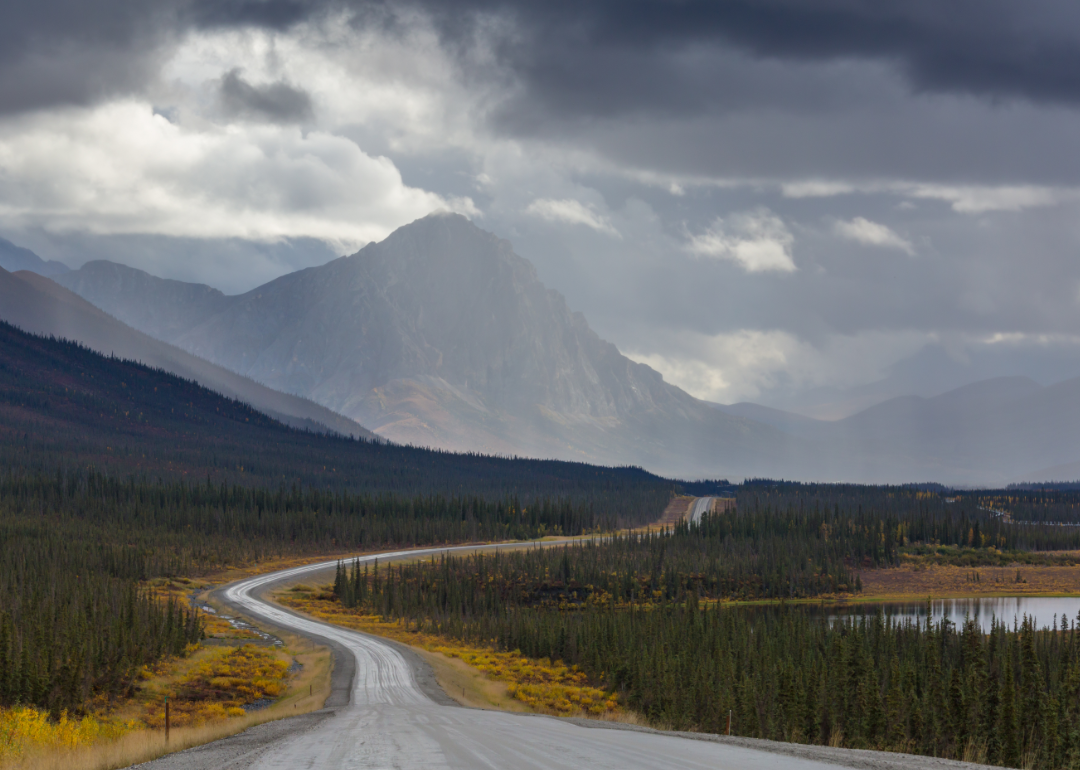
xmin=690 ymin=496 xmax=714 ymax=524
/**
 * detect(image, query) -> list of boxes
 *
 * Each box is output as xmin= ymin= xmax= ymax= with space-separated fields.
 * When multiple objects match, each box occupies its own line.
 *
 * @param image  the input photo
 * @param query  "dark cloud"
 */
xmin=218 ymin=68 xmax=314 ymax=123
xmin=430 ymin=0 xmax=1080 ymax=115
xmin=0 ymin=2 xmax=177 ymax=113
xmin=0 ymin=0 xmax=319 ymax=115
xmin=188 ymin=0 xmax=314 ymax=30
xmin=5 ymin=0 xmax=1080 ymax=118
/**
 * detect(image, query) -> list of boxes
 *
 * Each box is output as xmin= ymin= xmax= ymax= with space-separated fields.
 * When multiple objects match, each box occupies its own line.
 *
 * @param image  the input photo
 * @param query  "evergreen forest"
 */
xmin=0 ymin=320 xmax=671 ymax=510
xmin=0 ymin=468 xmax=641 ymax=715
xmin=0 ymin=325 xmax=671 ymax=715
xmin=335 ymin=484 xmax=1080 ymax=768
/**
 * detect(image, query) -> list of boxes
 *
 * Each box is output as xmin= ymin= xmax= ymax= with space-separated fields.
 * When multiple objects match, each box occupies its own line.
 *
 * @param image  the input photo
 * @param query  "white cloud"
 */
xmin=0 ymin=101 xmax=474 ymax=251
xmin=525 ymin=198 xmax=620 ymax=236
xmin=906 ymin=184 xmax=1066 ymax=213
xmin=781 ymin=181 xmax=856 ymax=198
xmin=626 ymin=329 xmax=930 ymax=407
xmin=779 ymin=179 xmax=1074 ymax=213
xmin=628 ymin=330 xmax=796 ymax=403
xmin=686 ymin=209 xmax=796 ymax=272
xmin=834 ymin=217 xmax=914 ymax=254
xmin=162 ymin=13 xmax=494 ymax=158
xmin=983 ymin=332 xmax=1080 ymax=346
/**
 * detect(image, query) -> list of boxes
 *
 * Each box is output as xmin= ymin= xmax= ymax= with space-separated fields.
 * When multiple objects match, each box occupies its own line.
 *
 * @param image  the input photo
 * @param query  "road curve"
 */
xmin=147 ymin=543 xmax=993 ymax=770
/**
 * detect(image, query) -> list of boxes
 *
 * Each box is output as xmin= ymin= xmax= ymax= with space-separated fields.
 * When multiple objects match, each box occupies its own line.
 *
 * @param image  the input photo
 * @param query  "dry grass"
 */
xmin=416 ymin=649 xmax=532 ymax=713
xmin=653 ymin=496 xmax=694 ymax=528
xmin=859 ymin=562 xmax=1080 ymax=600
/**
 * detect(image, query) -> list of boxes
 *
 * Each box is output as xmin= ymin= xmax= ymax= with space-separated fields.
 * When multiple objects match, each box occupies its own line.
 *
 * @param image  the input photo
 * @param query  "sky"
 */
xmin=3 ymin=0 xmax=1080 ymax=416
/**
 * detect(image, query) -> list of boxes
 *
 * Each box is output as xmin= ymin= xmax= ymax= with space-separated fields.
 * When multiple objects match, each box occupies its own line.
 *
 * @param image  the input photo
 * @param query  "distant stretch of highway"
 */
xmin=689 ymin=496 xmax=714 ymax=524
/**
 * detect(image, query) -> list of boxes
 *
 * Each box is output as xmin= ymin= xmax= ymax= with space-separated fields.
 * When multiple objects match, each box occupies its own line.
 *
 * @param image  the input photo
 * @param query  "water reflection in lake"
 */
xmin=827 ymin=596 xmax=1080 ymax=633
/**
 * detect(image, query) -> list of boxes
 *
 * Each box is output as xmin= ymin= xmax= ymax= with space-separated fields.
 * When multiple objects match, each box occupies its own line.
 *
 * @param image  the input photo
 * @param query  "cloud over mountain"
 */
xmin=3 ymin=0 xmax=1080 ymax=416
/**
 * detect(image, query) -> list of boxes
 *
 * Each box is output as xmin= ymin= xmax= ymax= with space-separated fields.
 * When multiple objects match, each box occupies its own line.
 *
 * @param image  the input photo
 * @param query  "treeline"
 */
xmin=338 ymin=484 xmax=1080 ymax=620
xmin=0 ymin=533 xmax=200 ymax=715
xmin=491 ymin=605 xmax=1080 ymax=768
xmin=0 ymin=321 xmax=671 ymax=717
xmin=332 ymin=485 xmax=1080 ymax=768
xmin=334 ymin=516 xmax=860 ymax=615
xmin=738 ymin=485 xmax=1080 ymax=554
xmin=1 ymin=471 xmax=635 ymax=576
xmin=0 ymin=468 xmax=637 ymax=714
xmin=975 ymin=491 xmax=1080 ymax=525
xmin=0 ymin=321 xmax=671 ymax=527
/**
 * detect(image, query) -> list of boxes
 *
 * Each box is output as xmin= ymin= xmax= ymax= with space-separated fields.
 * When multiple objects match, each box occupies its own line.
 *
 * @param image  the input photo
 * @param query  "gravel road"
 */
xmin=134 ymin=544 xmax=1000 ymax=770
xmin=689 ymin=496 xmax=714 ymax=524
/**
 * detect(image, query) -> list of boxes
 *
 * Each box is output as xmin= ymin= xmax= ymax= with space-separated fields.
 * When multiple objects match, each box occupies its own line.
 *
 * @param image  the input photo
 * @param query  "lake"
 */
xmin=828 ymin=596 xmax=1080 ymax=633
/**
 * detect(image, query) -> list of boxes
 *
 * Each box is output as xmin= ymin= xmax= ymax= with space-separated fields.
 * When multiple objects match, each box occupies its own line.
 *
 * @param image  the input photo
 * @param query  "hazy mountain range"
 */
xmin=49 ymin=214 xmax=795 ymax=479
xmin=0 ymin=237 xmax=70 ymax=278
xmin=2 ymin=213 xmax=1078 ymax=484
xmin=714 ymin=376 xmax=1080 ymax=483
xmin=0 ymin=267 xmax=378 ymax=440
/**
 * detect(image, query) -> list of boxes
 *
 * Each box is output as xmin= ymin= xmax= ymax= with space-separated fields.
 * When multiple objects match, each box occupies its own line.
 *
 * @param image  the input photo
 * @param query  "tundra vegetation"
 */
xmin=329 ymin=484 xmax=1080 ymax=769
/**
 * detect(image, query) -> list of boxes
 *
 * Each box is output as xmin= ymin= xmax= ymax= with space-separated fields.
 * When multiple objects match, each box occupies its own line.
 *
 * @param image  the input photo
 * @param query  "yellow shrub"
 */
xmin=277 ymin=590 xmax=621 ymax=718
xmin=143 ymin=645 xmax=290 ymax=728
xmin=0 ymin=706 xmax=138 ymax=760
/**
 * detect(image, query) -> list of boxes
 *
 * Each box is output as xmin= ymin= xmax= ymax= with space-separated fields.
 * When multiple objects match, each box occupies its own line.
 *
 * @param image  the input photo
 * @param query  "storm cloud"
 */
xmin=8 ymin=1 xmax=1080 ymax=113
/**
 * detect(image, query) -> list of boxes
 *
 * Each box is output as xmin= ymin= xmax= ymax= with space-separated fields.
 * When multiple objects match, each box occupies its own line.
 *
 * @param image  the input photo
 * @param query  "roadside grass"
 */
xmin=276 ymin=584 xmax=624 ymax=720
xmin=1 ymin=632 xmax=331 ymax=770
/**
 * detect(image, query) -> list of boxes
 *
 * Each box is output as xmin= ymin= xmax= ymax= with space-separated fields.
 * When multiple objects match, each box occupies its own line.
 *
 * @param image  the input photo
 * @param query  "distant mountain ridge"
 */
xmin=0 ymin=316 xmax=673 ymax=511
xmin=715 ymin=376 xmax=1080 ymax=483
xmin=58 ymin=259 xmax=231 ymax=341
xmin=0 ymin=267 xmax=379 ymax=440
xmin=0 ymin=237 xmax=69 ymax=277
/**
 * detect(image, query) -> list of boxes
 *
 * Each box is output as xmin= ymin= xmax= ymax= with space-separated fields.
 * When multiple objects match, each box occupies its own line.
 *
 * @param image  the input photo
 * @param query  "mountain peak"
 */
xmin=51 ymin=217 xmax=785 ymax=477
xmin=344 ymin=211 xmax=539 ymax=291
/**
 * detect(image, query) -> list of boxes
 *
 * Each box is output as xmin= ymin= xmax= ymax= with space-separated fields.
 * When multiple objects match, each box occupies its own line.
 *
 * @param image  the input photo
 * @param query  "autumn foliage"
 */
xmin=278 ymin=588 xmax=617 ymax=717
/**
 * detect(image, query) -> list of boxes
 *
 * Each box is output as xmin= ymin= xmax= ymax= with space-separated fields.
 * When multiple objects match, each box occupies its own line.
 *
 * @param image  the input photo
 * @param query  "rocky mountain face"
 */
xmin=0 ymin=267 xmax=378 ymax=440
xmin=56 ymin=214 xmax=796 ymax=479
